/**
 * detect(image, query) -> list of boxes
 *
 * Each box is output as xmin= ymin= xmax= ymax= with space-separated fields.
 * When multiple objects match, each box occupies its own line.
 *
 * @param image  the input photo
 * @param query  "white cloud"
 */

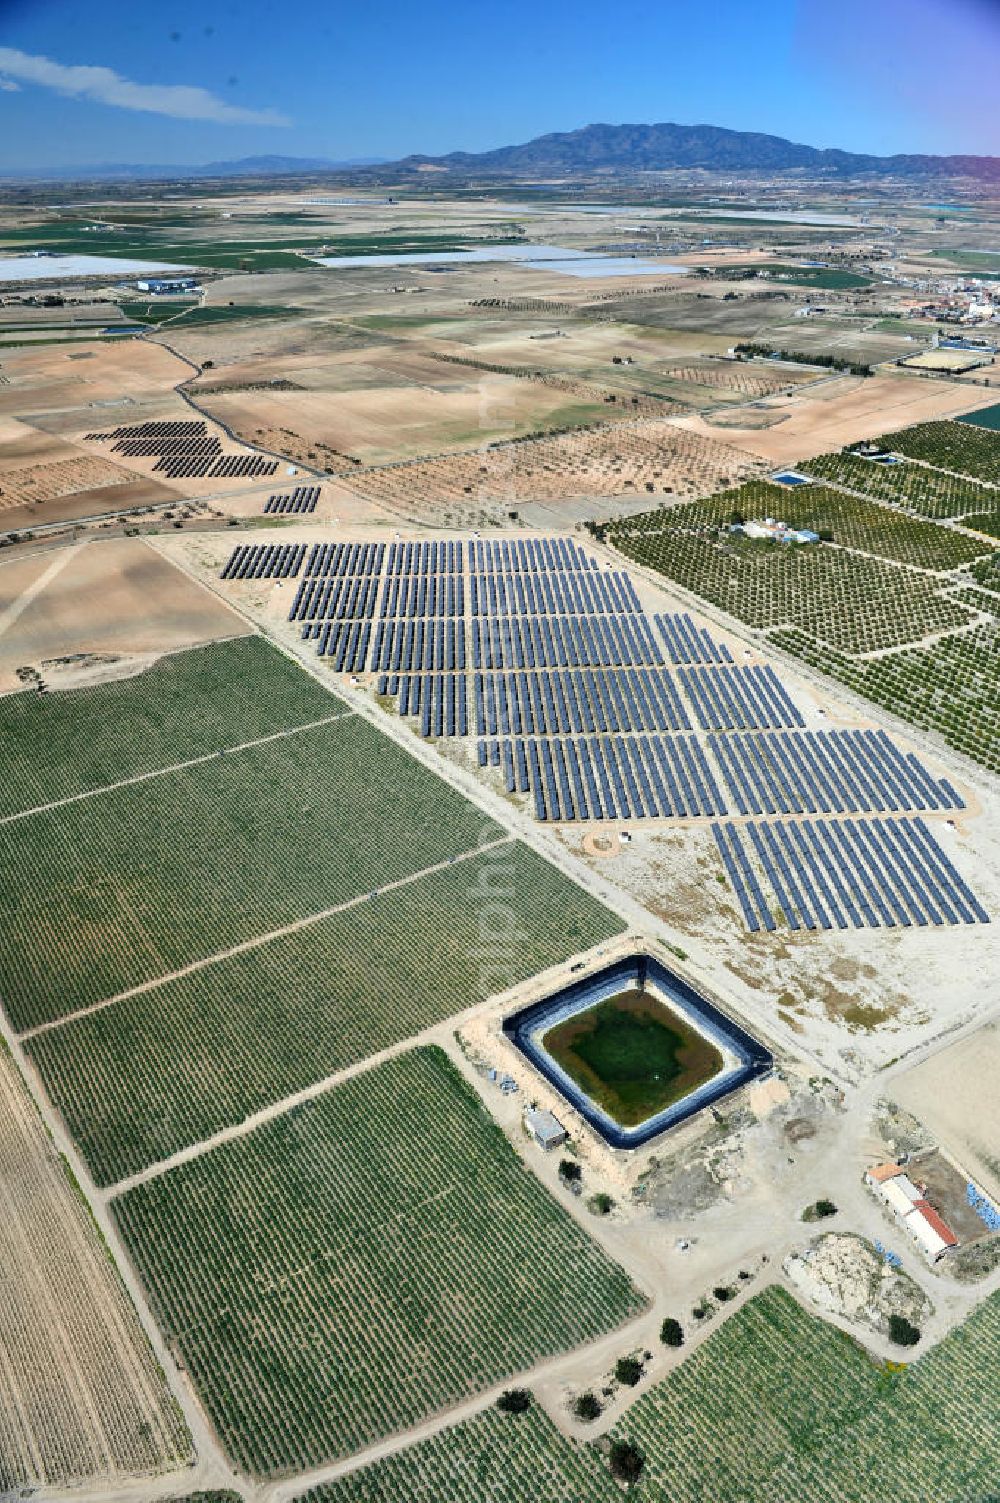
xmin=0 ymin=47 xmax=289 ymax=125
xmin=0 ymin=77 xmax=21 ymax=92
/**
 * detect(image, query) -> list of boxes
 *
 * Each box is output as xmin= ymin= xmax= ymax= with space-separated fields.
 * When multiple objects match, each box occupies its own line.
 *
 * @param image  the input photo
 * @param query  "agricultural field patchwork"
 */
xmin=0 ymin=1043 xmax=190 ymax=1492
xmin=346 ymin=419 xmax=760 ymax=522
xmin=0 ymin=713 xmax=503 ymax=1028
xmin=613 ymin=1286 xmax=1000 ymax=1503
xmin=113 ymin=1046 xmax=646 ymax=1477
xmin=0 ymin=634 xmax=340 ymax=818
xmin=29 ymin=841 xmax=623 ymax=1185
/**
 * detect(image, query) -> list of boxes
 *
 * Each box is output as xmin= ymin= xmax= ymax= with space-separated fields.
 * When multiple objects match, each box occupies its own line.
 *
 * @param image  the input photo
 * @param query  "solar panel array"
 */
xmin=679 ymin=665 xmax=804 ymax=730
xmin=657 ymin=612 xmax=734 ymax=665
xmin=264 ymin=486 xmax=320 ymax=514
xmin=85 ymin=419 xmax=276 ymax=480
xmin=474 ymin=670 xmax=690 ymax=736
xmin=215 ymin=531 xmax=986 ymax=924
xmin=711 ymin=729 xmax=963 ymax=816
xmin=479 ymin=735 xmax=725 ymax=821
xmin=469 ymin=569 xmax=640 ymax=617
xmin=220 ymin=542 xmax=306 ymax=581
xmin=472 ymin=614 xmax=664 ymax=669
xmin=714 ymin=818 xmax=989 ymax=932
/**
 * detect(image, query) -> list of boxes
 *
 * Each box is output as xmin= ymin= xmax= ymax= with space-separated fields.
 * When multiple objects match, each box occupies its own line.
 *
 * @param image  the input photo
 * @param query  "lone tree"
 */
xmin=496 ymin=1388 xmax=532 ymax=1414
xmin=888 ymin=1315 xmax=921 ymax=1347
xmin=574 ymin=1391 xmax=602 ymax=1421
xmin=660 ymin=1317 xmax=684 ymax=1348
xmin=615 ymin=1356 xmax=643 ymax=1387
xmin=609 ymin=1439 xmax=646 ymax=1485
xmin=558 ymin=1159 xmax=582 ymax=1185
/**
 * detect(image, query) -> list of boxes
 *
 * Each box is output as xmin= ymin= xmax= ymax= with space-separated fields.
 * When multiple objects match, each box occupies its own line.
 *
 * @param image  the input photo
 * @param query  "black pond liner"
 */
xmin=504 ymin=954 xmax=773 ymax=1149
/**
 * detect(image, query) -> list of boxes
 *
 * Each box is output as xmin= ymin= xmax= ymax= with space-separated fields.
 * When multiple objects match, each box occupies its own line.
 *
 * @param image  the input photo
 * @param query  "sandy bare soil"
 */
xmin=0 ymin=538 xmax=245 ymax=693
xmin=890 ymin=1022 xmax=1000 ymax=1201
xmin=673 ymin=371 xmax=1000 ymax=464
xmin=0 ymin=1045 xmax=190 ymax=1490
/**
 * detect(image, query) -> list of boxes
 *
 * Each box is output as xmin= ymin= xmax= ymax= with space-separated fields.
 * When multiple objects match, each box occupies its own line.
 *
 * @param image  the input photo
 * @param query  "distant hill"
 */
xmin=3 ymin=123 xmax=997 ymax=184
xmin=0 ymin=156 xmax=388 ymax=183
xmin=394 ymin=121 xmax=1000 ymax=182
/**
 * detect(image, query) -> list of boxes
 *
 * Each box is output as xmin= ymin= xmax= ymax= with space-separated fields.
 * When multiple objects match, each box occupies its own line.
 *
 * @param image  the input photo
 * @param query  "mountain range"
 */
xmin=3 ymin=123 xmax=998 ymax=183
xmin=395 ymin=121 xmax=1000 ymax=181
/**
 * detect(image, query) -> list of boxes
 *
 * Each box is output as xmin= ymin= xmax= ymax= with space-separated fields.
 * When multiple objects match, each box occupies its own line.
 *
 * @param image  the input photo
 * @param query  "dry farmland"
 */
xmin=0 ymin=1044 xmax=190 ymax=1491
xmin=344 ymin=417 xmax=762 ymax=525
xmin=0 ymin=539 xmax=245 ymax=695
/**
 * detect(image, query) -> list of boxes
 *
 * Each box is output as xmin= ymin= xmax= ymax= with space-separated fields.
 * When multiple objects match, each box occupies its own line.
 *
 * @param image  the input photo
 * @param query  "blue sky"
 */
xmin=0 ymin=0 xmax=997 ymax=169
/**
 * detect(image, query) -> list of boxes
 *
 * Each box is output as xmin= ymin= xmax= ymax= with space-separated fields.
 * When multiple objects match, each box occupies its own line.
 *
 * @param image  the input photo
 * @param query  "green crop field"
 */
xmin=29 ymin=841 xmax=623 ymax=1185
xmin=720 ymin=263 xmax=872 ymax=289
xmin=301 ymin=1402 xmax=620 ymax=1503
xmin=0 ymin=635 xmax=340 ymax=818
xmin=170 ymin=303 xmax=303 ymax=327
xmin=610 ymin=497 xmax=975 ymax=656
xmin=116 ymin=300 xmax=198 ymax=325
xmin=873 ymin=420 xmax=1000 ymax=483
xmin=0 ymin=714 xmax=503 ymax=1028
xmin=113 ymin=1046 xmax=646 ymax=1477
xmin=610 ymin=1285 xmax=1000 ymax=1503
xmin=803 ymin=449 xmax=999 ymax=520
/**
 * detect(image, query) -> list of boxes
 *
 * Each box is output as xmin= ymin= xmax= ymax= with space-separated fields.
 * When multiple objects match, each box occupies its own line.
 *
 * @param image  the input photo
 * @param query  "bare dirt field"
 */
xmin=0 ymin=338 xmax=186 ymax=415
xmin=0 ymin=537 xmax=245 ymax=693
xmin=675 ymin=371 xmax=1000 ymax=464
xmin=197 ymin=371 xmax=618 ymax=466
xmin=0 ymin=1044 xmax=190 ymax=1490
xmin=890 ymin=1022 xmax=1000 ymax=1201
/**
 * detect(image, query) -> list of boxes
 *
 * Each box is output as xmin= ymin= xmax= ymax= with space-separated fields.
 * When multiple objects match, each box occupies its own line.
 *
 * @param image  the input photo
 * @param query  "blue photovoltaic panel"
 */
xmin=220 ymin=542 xmax=306 ymax=581
xmin=707 ymin=729 xmax=963 ymax=817
xmin=716 ymin=816 xmax=989 ymax=931
xmin=482 ymin=735 xmax=726 ymax=821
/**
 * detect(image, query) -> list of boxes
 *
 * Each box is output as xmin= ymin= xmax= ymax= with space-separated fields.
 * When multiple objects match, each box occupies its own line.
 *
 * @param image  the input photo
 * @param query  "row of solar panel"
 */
xmin=371 ymin=619 xmax=467 ymax=673
xmin=469 ymin=537 xmax=595 ymax=573
xmin=264 ymin=487 xmax=320 ymax=514
xmin=301 ymin=619 xmax=372 ymax=672
xmin=656 ymin=612 xmax=734 ymax=665
xmin=712 ymin=729 xmax=964 ymax=817
xmin=471 ymin=613 xmax=665 ymax=669
xmin=679 ymin=665 xmax=805 ymax=730
xmin=378 ymin=673 xmax=470 ymax=739
xmin=714 ymin=818 xmax=988 ymax=931
xmin=220 ymin=542 xmax=306 ymax=580
xmin=474 ymin=669 xmax=691 ymax=737
xmin=380 ymin=574 xmax=465 ymax=620
xmin=304 ymin=542 xmax=386 ymax=579
xmin=469 ymin=569 xmax=640 ymax=618
xmin=478 ymin=734 xmax=726 ymax=822
xmin=385 ymin=540 xmax=465 ymax=575
xmin=289 ymin=575 xmax=381 ymax=625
